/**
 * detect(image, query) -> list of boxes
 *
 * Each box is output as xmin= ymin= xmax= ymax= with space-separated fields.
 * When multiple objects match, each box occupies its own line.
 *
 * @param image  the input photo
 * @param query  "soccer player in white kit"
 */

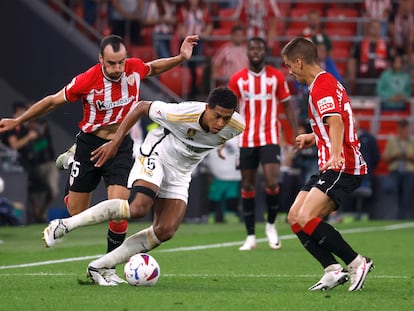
xmin=42 ymin=87 xmax=245 ymax=285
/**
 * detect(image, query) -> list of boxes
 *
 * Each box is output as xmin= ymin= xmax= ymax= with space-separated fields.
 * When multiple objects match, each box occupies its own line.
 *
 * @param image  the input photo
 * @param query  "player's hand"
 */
xmin=0 ymin=118 xmax=18 ymax=133
xmin=320 ymin=154 xmax=344 ymax=172
xmin=180 ymin=35 xmax=199 ymax=61
xmin=90 ymin=141 xmax=119 ymax=167
xmin=295 ymin=133 xmax=314 ymax=150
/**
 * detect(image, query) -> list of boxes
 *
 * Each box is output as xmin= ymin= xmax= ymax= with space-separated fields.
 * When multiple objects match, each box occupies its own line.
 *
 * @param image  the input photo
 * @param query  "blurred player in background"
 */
xmin=229 ymin=37 xmax=297 ymax=251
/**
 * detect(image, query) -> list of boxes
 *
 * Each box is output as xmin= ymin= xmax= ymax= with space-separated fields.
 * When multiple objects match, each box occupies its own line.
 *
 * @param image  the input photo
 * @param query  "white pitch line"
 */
xmin=0 ymin=272 xmax=409 ymax=280
xmin=0 ymin=222 xmax=413 ymax=270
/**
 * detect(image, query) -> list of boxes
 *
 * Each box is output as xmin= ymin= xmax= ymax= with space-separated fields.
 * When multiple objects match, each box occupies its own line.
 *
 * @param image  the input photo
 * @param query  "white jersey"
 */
xmin=128 ymin=100 xmax=245 ymax=202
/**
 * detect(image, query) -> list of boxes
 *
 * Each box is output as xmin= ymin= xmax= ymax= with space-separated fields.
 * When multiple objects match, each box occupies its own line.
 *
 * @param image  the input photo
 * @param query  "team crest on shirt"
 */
xmin=317 ymin=96 xmax=335 ymax=113
xmin=127 ymin=74 xmax=135 ymax=86
xmin=187 ymin=128 xmax=196 ymax=137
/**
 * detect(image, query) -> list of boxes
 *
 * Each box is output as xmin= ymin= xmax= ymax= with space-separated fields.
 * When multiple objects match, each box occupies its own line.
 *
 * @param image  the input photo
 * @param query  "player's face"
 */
xmin=100 ymin=44 xmax=127 ymax=81
xmin=203 ymin=105 xmax=234 ymax=134
xmin=247 ymin=40 xmax=266 ymax=69
xmin=283 ymin=55 xmax=306 ymax=84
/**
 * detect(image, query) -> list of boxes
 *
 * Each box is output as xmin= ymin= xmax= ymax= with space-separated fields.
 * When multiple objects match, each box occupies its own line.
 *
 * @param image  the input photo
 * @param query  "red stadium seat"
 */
xmin=218 ymin=8 xmax=238 ymax=30
xmin=129 ymin=45 xmax=155 ymax=62
xmin=289 ymin=7 xmax=323 ymax=30
xmin=326 ymin=8 xmax=359 ymax=32
xmin=159 ymin=66 xmax=191 ymax=97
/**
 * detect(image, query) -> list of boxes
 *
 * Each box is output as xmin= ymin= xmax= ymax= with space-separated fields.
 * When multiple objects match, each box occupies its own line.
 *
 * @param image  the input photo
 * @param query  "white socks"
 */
xmin=90 ymin=226 xmax=162 ymax=268
xmin=63 ymin=199 xmax=130 ymax=232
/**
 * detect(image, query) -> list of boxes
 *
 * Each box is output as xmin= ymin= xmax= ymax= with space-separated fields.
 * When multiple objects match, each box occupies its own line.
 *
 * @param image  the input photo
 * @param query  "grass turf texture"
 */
xmin=1 ymin=220 xmax=413 ymax=311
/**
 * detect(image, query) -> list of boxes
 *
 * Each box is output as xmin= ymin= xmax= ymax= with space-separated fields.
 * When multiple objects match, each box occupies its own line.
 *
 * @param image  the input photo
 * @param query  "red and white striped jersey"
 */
xmin=228 ymin=65 xmax=291 ymax=147
xmin=308 ymin=71 xmax=367 ymax=175
xmin=363 ymin=0 xmax=391 ymax=19
xmin=64 ymin=58 xmax=150 ymax=133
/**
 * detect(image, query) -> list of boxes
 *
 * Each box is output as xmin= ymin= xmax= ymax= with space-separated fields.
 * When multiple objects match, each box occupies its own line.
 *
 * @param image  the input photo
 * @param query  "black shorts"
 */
xmin=68 ymin=131 xmax=134 ymax=193
xmin=302 ymin=170 xmax=363 ymax=210
xmin=239 ymin=144 xmax=281 ymax=170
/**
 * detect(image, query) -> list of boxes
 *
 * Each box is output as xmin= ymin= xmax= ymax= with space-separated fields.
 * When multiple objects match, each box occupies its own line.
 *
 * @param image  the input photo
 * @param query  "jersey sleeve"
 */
xmin=148 ymin=100 xmax=175 ymax=128
xmin=228 ymin=73 xmax=241 ymax=98
xmin=128 ymin=58 xmax=151 ymax=78
xmin=272 ymin=68 xmax=291 ymax=102
xmin=311 ymin=75 xmax=342 ymax=119
xmin=64 ymin=69 xmax=93 ymax=103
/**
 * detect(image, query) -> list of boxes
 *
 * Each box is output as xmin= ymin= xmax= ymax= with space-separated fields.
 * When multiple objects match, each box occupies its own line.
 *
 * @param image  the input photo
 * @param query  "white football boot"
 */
xmin=55 ymin=144 xmax=76 ymax=170
xmin=239 ymin=235 xmax=257 ymax=250
xmin=265 ymin=223 xmax=282 ymax=250
xmin=42 ymin=219 xmax=68 ymax=247
xmin=309 ymin=264 xmax=349 ymax=291
xmin=348 ymin=255 xmax=374 ymax=291
xmin=87 ymin=266 xmax=119 ymax=286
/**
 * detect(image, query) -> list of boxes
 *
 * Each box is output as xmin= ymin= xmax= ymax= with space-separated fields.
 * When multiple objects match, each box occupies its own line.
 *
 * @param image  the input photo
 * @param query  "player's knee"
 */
xmin=152 ymin=224 xmax=177 ymax=242
xmin=129 ymin=200 xmax=152 ymax=218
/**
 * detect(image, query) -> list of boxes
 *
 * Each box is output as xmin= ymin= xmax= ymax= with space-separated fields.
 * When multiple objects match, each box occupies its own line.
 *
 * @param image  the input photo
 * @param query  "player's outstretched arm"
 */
xmin=0 ymin=89 xmax=66 ymax=133
xmin=91 ymin=101 xmax=152 ymax=167
xmin=147 ymin=35 xmax=199 ymax=76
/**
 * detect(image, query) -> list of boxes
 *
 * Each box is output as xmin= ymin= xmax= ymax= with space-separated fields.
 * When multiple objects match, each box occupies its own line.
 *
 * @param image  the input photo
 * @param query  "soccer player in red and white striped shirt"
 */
xmin=0 ymin=34 xmax=198 ymax=283
xmin=229 ymin=37 xmax=297 ymax=251
xmin=282 ymin=37 xmax=374 ymax=292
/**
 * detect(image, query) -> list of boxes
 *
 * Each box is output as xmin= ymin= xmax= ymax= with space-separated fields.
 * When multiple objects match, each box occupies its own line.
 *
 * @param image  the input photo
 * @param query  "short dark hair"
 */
xmin=247 ymin=37 xmax=267 ymax=49
xmin=231 ymin=24 xmax=245 ymax=34
xmin=281 ymin=37 xmax=318 ymax=64
xmin=398 ymin=119 xmax=409 ymax=128
xmin=100 ymin=35 xmax=125 ymax=56
xmin=207 ymin=87 xmax=237 ymax=110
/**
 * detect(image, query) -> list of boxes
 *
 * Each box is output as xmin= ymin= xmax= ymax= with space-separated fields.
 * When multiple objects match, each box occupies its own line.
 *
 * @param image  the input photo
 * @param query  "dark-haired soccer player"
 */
xmin=281 ymin=37 xmax=374 ymax=291
xmin=229 ymin=37 xmax=297 ymax=251
xmin=42 ymin=87 xmax=245 ymax=286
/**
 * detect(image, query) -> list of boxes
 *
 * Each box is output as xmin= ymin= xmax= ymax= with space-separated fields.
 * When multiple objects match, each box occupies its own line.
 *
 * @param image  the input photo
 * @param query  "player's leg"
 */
xmin=260 ymin=145 xmax=282 ymax=249
xmin=295 ymin=171 xmax=374 ymax=291
xmin=102 ymin=135 xmax=135 ymax=255
xmin=86 ymin=197 xmax=187 ymax=286
xmin=239 ymin=147 xmax=259 ymax=250
xmin=239 ymin=168 xmax=258 ymax=250
xmin=288 ymin=187 xmax=348 ymax=290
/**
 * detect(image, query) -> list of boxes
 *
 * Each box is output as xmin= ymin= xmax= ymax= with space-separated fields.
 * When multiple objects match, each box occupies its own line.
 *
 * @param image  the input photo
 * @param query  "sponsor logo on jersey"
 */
xmin=242 ymin=91 xmax=272 ymax=101
xmin=186 ymin=128 xmax=196 ymax=137
xmin=317 ymin=96 xmax=335 ymax=114
xmin=95 ymin=96 xmax=135 ymax=110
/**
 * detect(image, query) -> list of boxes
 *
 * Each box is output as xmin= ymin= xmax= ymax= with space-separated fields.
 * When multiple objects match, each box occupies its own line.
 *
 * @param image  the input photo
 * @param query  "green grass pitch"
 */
xmin=1 ymin=220 xmax=413 ymax=311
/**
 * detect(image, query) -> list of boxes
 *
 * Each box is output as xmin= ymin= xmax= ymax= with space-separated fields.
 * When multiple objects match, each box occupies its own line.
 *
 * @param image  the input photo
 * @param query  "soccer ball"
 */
xmin=124 ymin=253 xmax=160 ymax=286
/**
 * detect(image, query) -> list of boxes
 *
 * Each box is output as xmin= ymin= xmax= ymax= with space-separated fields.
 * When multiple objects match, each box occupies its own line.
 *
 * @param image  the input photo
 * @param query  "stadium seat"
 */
xmin=289 ymin=7 xmax=323 ymax=30
xmin=326 ymin=28 xmax=355 ymax=50
xmin=205 ymin=27 xmax=230 ymax=56
xmin=294 ymin=2 xmax=325 ymax=12
xmin=140 ymin=27 xmax=154 ymax=46
xmin=159 ymin=66 xmax=191 ymax=97
xmin=326 ymin=8 xmax=359 ymax=32
xmin=218 ymin=8 xmax=238 ymax=30
xmin=129 ymin=45 xmax=155 ymax=62
xmin=374 ymin=138 xmax=389 ymax=175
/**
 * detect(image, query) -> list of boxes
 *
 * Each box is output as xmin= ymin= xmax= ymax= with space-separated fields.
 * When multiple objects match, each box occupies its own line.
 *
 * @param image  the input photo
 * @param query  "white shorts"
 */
xmin=128 ymin=154 xmax=192 ymax=204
